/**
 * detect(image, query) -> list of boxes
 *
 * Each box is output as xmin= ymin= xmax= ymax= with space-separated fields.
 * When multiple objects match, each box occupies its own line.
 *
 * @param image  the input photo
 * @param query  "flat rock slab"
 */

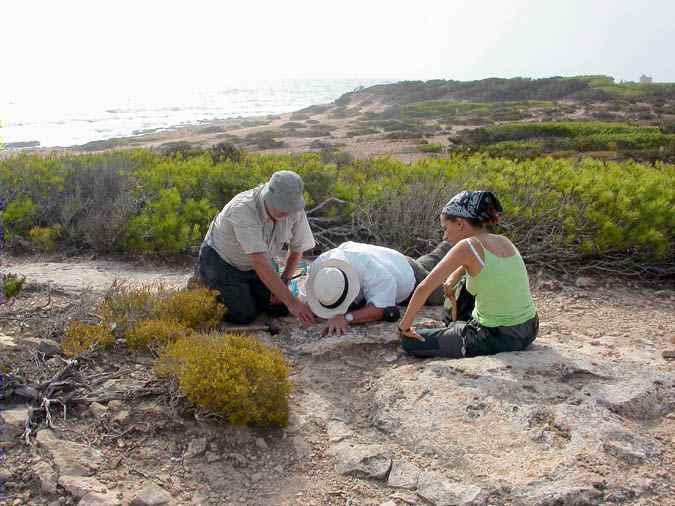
xmin=58 ymin=475 xmax=107 ymax=499
xmin=417 ymin=471 xmax=486 ymax=506
xmin=388 ymin=460 xmax=421 ymax=490
xmin=514 ymin=484 xmax=603 ymax=506
xmin=296 ymin=323 xmax=400 ymax=355
xmin=602 ymin=430 xmax=662 ymax=464
xmin=594 ymin=377 xmax=675 ymax=420
xmin=36 ymin=430 xmax=103 ymax=477
xmin=327 ymin=442 xmax=392 ymax=480
xmin=79 ymin=490 xmax=122 ymax=505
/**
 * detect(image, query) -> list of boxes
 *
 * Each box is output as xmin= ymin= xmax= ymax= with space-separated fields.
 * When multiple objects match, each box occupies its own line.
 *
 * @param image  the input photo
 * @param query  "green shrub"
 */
xmin=418 ymin=143 xmax=444 ymax=153
xmin=2 ymin=273 xmax=26 ymax=301
xmin=126 ymin=318 xmax=192 ymax=352
xmin=156 ymin=333 xmax=291 ymax=427
xmin=208 ymin=142 xmax=242 ymax=164
xmin=124 ymin=188 xmax=216 ymax=255
xmin=62 ymin=321 xmax=115 ymax=357
xmin=28 ymin=225 xmax=62 ymax=252
xmin=280 ymin=122 xmax=307 ymax=129
xmin=157 ymin=141 xmax=204 ymax=159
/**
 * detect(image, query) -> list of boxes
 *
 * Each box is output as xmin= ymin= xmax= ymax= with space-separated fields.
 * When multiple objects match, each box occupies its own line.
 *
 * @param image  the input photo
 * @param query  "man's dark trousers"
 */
xmin=198 ymin=244 xmax=288 ymax=324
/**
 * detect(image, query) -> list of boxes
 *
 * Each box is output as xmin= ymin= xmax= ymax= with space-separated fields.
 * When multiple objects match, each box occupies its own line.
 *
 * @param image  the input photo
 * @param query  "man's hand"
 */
xmin=287 ymin=299 xmax=315 ymax=327
xmin=322 ymin=315 xmax=349 ymax=336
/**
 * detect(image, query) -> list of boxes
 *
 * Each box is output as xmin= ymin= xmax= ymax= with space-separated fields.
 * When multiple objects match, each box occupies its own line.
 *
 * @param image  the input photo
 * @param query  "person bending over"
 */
xmin=304 ymin=241 xmax=453 ymax=336
xmin=398 ymin=191 xmax=538 ymax=358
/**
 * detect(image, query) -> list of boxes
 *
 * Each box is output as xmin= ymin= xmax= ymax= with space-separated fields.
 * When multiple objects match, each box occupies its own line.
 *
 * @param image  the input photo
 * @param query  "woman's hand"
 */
xmin=443 ymin=278 xmax=457 ymax=298
xmin=397 ymin=325 xmax=425 ymax=341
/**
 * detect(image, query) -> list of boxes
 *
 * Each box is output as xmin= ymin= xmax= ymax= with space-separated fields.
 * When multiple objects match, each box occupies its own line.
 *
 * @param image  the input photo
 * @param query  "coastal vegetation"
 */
xmin=60 ymin=280 xmax=290 ymax=426
xmin=336 ymin=75 xmax=675 ymax=106
xmin=452 ymin=121 xmax=675 ymax=161
xmin=1 ymin=146 xmax=672 ymax=276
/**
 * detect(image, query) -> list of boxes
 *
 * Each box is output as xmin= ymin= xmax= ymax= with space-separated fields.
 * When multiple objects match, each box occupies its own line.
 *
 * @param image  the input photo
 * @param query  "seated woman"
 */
xmin=398 ymin=191 xmax=538 ymax=358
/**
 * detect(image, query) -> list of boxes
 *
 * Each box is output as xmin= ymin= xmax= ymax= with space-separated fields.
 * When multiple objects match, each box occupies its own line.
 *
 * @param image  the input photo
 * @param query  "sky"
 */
xmin=2 ymin=0 xmax=674 ymax=99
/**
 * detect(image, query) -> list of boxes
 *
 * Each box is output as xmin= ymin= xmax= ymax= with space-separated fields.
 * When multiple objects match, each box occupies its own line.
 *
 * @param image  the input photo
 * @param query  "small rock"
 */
xmin=0 ymin=406 xmax=29 ymax=442
xmin=662 ymin=350 xmax=675 ymax=360
xmin=380 ymin=501 xmax=397 ymax=506
xmin=45 ymin=357 xmax=62 ymax=368
xmin=205 ymin=452 xmax=221 ymax=463
xmin=88 ymin=402 xmax=108 ymax=418
xmin=382 ymin=352 xmax=399 ymax=363
xmin=417 ymin=472 xmax=486 ymax=506
xmin=107 ymin=400 xmax=124 ymax=412
xmin=34 ymin=460 xmax=58 ymax=494
xmin=390 ymin=492 xmax=419 ymax=504
xmin=185 ymin=438 xmax=207 ymax=459
xmin=38 ymin=339 xmax=61 ymax=357
xmin=250 ymin=472 xmax=263 ymax=483
xmin=326 ymin=420 xmax=354 ymax=443
xmin=112 ymin=410 xmax=130 ymax=424
xmin=36 ymin=430 xmax=103 ymax=477
xmin=602 ymin=430 xmax=661 ymax=464
xmin=388 ymin=460 xmax=421 ymax=490
xmin=327 ymin=442 xmax=392 ymax=480
xmin=291 ymin=435 xmax=312 ymax=462
xmin=255 ymin=437 xmax=268 ymax=450
xmin=130 ymin=482 xmax=173 ymax=506
xmin=575 ymin=276 xmax=595 ymax=289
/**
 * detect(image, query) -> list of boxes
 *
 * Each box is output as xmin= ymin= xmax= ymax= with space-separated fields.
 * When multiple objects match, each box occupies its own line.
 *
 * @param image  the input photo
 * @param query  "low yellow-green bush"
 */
xmin=28 ymin=225 xmax=61 ymax=252
xmin=98 ymin=282 xmax=161 ymax=336
xmin=156 ymin=333 xmax=291 ymax=427
xmin=155 ymin=288 xmax=226 ymax=331
xmin=62 ymin=321 xmax=115 ymax=357
xmin=125 ymin=318 xmax=192 ymax=352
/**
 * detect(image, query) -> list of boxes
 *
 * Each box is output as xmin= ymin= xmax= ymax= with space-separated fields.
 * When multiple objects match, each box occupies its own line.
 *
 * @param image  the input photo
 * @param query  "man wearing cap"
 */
xmin=198 ymin=170 xmax=316 ymax=325
xmin=304 ymin=241 xmax=451 ymax=335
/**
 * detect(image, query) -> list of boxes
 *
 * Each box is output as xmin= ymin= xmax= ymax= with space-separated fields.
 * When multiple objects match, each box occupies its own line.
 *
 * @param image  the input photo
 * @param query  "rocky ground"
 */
xmin=1 ymin=256 xmax=674 ymax=505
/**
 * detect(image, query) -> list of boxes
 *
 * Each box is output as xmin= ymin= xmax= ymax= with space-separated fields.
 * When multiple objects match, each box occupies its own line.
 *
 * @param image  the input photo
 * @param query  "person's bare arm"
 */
xmin=249 ymin=253 xmax=314 ymax=325
xmin=323 ymin=304 xmax=385 ymax=336
xmin=399 ymin=242 xmax=470 ymax=335
xmin=281 ymin=250 xmax=303 ymax=282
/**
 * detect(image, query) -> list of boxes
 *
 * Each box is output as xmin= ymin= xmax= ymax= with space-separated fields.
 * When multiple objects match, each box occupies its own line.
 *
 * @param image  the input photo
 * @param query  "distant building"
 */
xmin=639 ymin=74 xmax=653 ymax=84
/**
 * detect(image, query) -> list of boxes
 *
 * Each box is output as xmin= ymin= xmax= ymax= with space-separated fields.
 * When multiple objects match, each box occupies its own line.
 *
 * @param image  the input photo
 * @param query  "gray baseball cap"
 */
xmin=261 ymin=170 xmax=305 ymax=213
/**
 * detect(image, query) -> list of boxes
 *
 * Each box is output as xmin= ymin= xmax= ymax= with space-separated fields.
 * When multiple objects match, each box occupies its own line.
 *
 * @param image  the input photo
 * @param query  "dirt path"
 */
xmin=1 ymin=257 xmax=674 ymax=505
xmin=2 ymin=255 xmax=192 ymax=293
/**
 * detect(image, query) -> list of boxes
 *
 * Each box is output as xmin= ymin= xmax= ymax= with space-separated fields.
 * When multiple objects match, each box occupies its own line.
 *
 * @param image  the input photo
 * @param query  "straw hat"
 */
xmin=305 ymin=259 xmax=361 ymax=319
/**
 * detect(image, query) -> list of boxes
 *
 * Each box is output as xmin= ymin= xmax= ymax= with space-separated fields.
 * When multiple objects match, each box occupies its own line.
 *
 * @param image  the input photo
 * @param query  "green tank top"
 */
xmin=465 ymin=239 xmax=537 ymax=327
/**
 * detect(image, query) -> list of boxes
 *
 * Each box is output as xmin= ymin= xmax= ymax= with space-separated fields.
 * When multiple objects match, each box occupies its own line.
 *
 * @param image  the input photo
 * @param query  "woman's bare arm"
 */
xmin=399 ymin=241 xmax=470 ymax=330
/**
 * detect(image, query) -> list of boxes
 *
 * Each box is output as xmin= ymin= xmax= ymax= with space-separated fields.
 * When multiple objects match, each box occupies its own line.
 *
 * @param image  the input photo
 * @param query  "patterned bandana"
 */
xmin=442 ymin=191 xmax=503 ymax=221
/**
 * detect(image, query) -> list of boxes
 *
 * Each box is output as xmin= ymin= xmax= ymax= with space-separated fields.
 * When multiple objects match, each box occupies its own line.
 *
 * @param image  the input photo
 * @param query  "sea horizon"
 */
xmin=0 ymin=78 xmax=392 ymax=149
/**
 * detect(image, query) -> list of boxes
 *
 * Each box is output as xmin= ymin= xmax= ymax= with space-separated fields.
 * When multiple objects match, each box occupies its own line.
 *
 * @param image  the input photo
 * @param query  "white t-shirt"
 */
xmin=309 ymin=242 xmax=416 ymax=308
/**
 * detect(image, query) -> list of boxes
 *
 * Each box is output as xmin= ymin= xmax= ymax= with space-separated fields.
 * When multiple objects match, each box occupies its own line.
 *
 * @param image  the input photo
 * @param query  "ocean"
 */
xmin=0 ymin=78 xmax=389 ymax=149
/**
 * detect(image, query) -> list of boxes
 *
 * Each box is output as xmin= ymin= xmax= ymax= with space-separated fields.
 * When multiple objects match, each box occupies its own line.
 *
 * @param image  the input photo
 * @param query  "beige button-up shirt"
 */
xmin=204 ymin=185 xmax=316 ymax=271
